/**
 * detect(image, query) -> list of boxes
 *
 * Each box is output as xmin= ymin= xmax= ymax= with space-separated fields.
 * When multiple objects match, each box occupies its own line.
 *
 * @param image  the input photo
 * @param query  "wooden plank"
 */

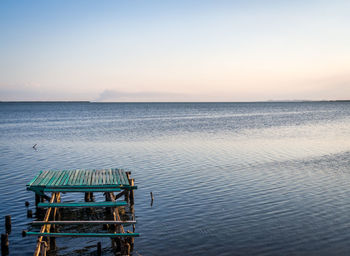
xmin=108 ymin=168 xmax=113 ymax=184
xmin=69 ymin=169 xmax=77 ymax=185
xmin=39 ymin=170 xmax=55 ymax=186
xmin=73 ymin=169 xmax=81 ymax=185
xmin=32 ymin=220 xmax=136 ymax=225
xmin=78 ymin=169 xmax=85 ymax=185
xmin=47 ymin=171 xmax=60 ymax=186
xmin=26 ymin=232 xmax=140 ymax=237
xmin=27 ymin=171 xmax=42 ymax=186
xmin=103 ymin=169 xmax=107 ymax=184
xmin=118 ymin=169 xmax=125 ymax=185
xmin=32 ymin=170 xmax=48 ymax=186
xmin=70 ymin=169 xmax=78 ymax=185
xmin=122 ymin=170 xmax=129 ymax=185
xmin=91 ymin=169 xmax=97 ymax=185
xmin=98 ymin=170 xmax=103 ymax=185
xmin=33 ymin=171 xmax=48 ymax=186
xmin=38 ymin=201 xmax=127 ymax=208
xmin=63 ymin=170 xmax=72 ymax=185
xmin=76 ymin=169 xmax=84 ymax=185
xmin=113 ymin=169 xmax=118 ymax=185
xmin=43 ymin=185 xmax=128 ymax=188
xmin=88 ymin=169 xmax=93 ymax=185
xmin=43 ymin=188 xmax=121 ymax=192
xmin=57 ymin=170 xmax=68 ymax=186
xmin=52 ymin=170 xmax=65 ymax=186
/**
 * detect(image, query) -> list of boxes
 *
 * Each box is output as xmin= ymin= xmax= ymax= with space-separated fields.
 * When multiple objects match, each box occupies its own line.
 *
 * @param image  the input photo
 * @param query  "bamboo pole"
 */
xmin=34 ymin=193 xmax=58 ymax=256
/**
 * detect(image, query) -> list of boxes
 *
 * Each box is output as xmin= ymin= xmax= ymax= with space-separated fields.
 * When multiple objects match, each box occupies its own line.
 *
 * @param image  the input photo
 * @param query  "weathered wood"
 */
xmin=38 ymin=201 xmax=127 ymax=208
xmin=1 ymin=233 xmax=9 ymax=255
xmin=44 ymin=188 xmax=121 ymax=192
xmin=26 ymin=169 xmax=138 ymax=255
xmin=130 ymin=179 xmax=135 ymax=205
xmin=34 ymin=193 xmax=57 ymax=256
xmin=32 ymin=220 xmax=136 ymax=225
xmin=97 ymin=242 xmax=102 ymax=256
xmin=5 ymin=216 xmax=11 ymax=234
xmin=27 ymin=209 xmax=33 ymax=218
xmin=26 ymin=232 xmax=140 ymax=237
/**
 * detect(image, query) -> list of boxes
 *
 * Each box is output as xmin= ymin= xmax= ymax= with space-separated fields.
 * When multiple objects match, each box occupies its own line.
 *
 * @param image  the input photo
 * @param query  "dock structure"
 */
xmin=24 ymin=168 xmax=138 ymax=256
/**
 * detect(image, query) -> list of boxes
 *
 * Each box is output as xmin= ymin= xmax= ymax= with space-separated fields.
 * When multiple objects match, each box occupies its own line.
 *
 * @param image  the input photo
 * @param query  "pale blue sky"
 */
xmin=1 ymin=0 xmax=349 ymax=101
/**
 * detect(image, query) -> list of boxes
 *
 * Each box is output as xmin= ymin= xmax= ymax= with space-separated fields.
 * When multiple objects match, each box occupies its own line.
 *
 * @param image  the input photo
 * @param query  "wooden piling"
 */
xmin=130 ymin=179 xmax=135 ymax=205
xmin=1 ymin=233 xmax=9 ymax=255
xmin=84 ymin=192 xmax=90 ymax=202
xmin=97 ymin=242 xmax=102 ymax=256
xmin=27 ymin=209 xmax=33 ymax=218
xmin=5 ymin=216 xmax=11 ymax=234
xmin=35 ymin=194 xmax=40 ymax=206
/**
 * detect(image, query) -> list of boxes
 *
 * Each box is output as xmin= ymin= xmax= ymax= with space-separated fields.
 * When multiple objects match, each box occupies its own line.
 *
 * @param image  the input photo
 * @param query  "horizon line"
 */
xmin=1 ymin=100 xmax=350 ymax=103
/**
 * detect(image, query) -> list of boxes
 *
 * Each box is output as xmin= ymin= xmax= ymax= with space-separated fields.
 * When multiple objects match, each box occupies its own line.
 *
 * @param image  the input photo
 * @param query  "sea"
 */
xmin=0 ymin=101 xmax=349 ymax=255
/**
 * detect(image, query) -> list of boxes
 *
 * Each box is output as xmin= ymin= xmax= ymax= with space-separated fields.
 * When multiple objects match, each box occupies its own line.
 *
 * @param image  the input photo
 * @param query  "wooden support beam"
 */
xmin=38 ymin=201 xmax=127 ymax=208
xmin=34 ymin=192 xmax=58 ymax=256
xmin=26 ymin=232 xmax=140 ymax=237
xmin=44 ymin=188 xmax=121 ymax=192
xmin=32 ymin=220 xmax=136 ymax=225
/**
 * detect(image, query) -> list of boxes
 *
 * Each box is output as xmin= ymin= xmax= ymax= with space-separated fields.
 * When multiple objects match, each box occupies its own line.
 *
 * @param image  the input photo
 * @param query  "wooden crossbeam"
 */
xmin=32 ymin=220 xmax=136 ymax=225
xmin=43 ymin=188 xmax=121 ymax=192
xmin=26 ymin=232 xmax=140 ymax=237
xmin=38 ymin=201 xmax=127 ymax=208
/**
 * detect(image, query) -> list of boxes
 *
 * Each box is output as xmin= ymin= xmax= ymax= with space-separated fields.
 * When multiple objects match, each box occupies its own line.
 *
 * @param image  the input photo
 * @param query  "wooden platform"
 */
xmin=27 ymin=169 xmax=137 ymax=192
xmin=24 ymin=168 xmax=138 ymax=256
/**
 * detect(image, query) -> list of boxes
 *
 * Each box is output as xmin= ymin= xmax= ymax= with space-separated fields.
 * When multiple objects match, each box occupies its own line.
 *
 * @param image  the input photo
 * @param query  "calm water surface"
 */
xmin=0 ymin=102 xmax=349 ymax=255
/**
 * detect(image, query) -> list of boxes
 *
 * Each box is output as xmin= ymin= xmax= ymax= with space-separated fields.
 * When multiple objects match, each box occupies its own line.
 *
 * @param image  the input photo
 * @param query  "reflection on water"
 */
xmin=0 ymin=102 xmax=349 ymax=255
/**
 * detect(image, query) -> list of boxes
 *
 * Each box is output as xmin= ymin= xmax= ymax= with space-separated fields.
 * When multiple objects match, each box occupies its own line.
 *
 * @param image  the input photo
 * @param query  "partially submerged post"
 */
xmin=24 ymin=168 xmax=138 ymax=255
xmin=1 ymin=233 xmax=9 ymax=255
xmin=5 ymin=216 xmax=11 ymax=234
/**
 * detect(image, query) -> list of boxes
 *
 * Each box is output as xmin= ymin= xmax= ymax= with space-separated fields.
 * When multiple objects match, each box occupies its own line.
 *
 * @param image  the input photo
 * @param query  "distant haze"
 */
xmin=1 ymin=0 xmax=349 ymax=102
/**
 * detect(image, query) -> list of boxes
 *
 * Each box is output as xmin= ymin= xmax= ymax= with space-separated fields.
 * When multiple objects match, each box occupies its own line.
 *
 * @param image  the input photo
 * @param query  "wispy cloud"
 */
xmin=95 ymin=89 xmax=190 ymax=102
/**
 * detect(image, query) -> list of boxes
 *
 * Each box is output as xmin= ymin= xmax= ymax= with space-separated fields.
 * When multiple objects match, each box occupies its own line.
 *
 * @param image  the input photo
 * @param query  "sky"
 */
xmin=0 ymin=0 xmax=349 ymax=102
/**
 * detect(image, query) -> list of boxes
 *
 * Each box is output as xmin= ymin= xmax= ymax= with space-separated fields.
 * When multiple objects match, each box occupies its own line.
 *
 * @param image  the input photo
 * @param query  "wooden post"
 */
xmin=125 ymin=242 xmax=131 ymax=255
xmin=90 ymin=192 xmax=94 ymax=201
xmin=97 ymin=242 xmax=102 ymax=256
xmin=84 ymin=192 xmax=90 ymax=202
xmin=150 ymin=192 xmax=154 ymax=206
xmin=130 ymin=179 xmax=135 ymax=205
xmin=124 ymin=190 xmax=129 ymax=203
xmin=1 ymin=233 xmax=9 ymax=255
xmin=49 ymin=237 xmax=56 ymax=251
xmin=115 ymin=238 xmax=121 ymax=252
xmin=5 ymin=216 xmax=11 ymax=234
xmin=27 ymin=209 xmax=33 ymax=218
xmin=35 ymin=194 xmax=40 ymax=206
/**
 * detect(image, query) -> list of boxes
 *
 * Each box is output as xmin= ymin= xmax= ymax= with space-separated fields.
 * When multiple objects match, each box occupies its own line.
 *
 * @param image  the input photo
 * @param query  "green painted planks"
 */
xmin=32 ymin=171 xmax=48 ymax=186
xmin=38 ymin=201 xmax=127 ymax=208
xmin=27 ymin=171 xmax=42 ymax=186
xmin=113 ymin=169 xmax=121 ymax=185
xmin=27 ymin=169 xmax=135 ymax=188
xmin=26 ymin=232 xmax=140 ymax=237
xmin=122 ymin=171 xmax=130 ymax=185
xmin=52 ymin=171 xmax=65 ymax=186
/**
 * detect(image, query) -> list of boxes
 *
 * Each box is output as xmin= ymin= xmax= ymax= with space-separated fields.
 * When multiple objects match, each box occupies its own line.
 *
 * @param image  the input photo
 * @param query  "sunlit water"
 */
xmin=0 ymin=102 xmax=349 ymax=255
